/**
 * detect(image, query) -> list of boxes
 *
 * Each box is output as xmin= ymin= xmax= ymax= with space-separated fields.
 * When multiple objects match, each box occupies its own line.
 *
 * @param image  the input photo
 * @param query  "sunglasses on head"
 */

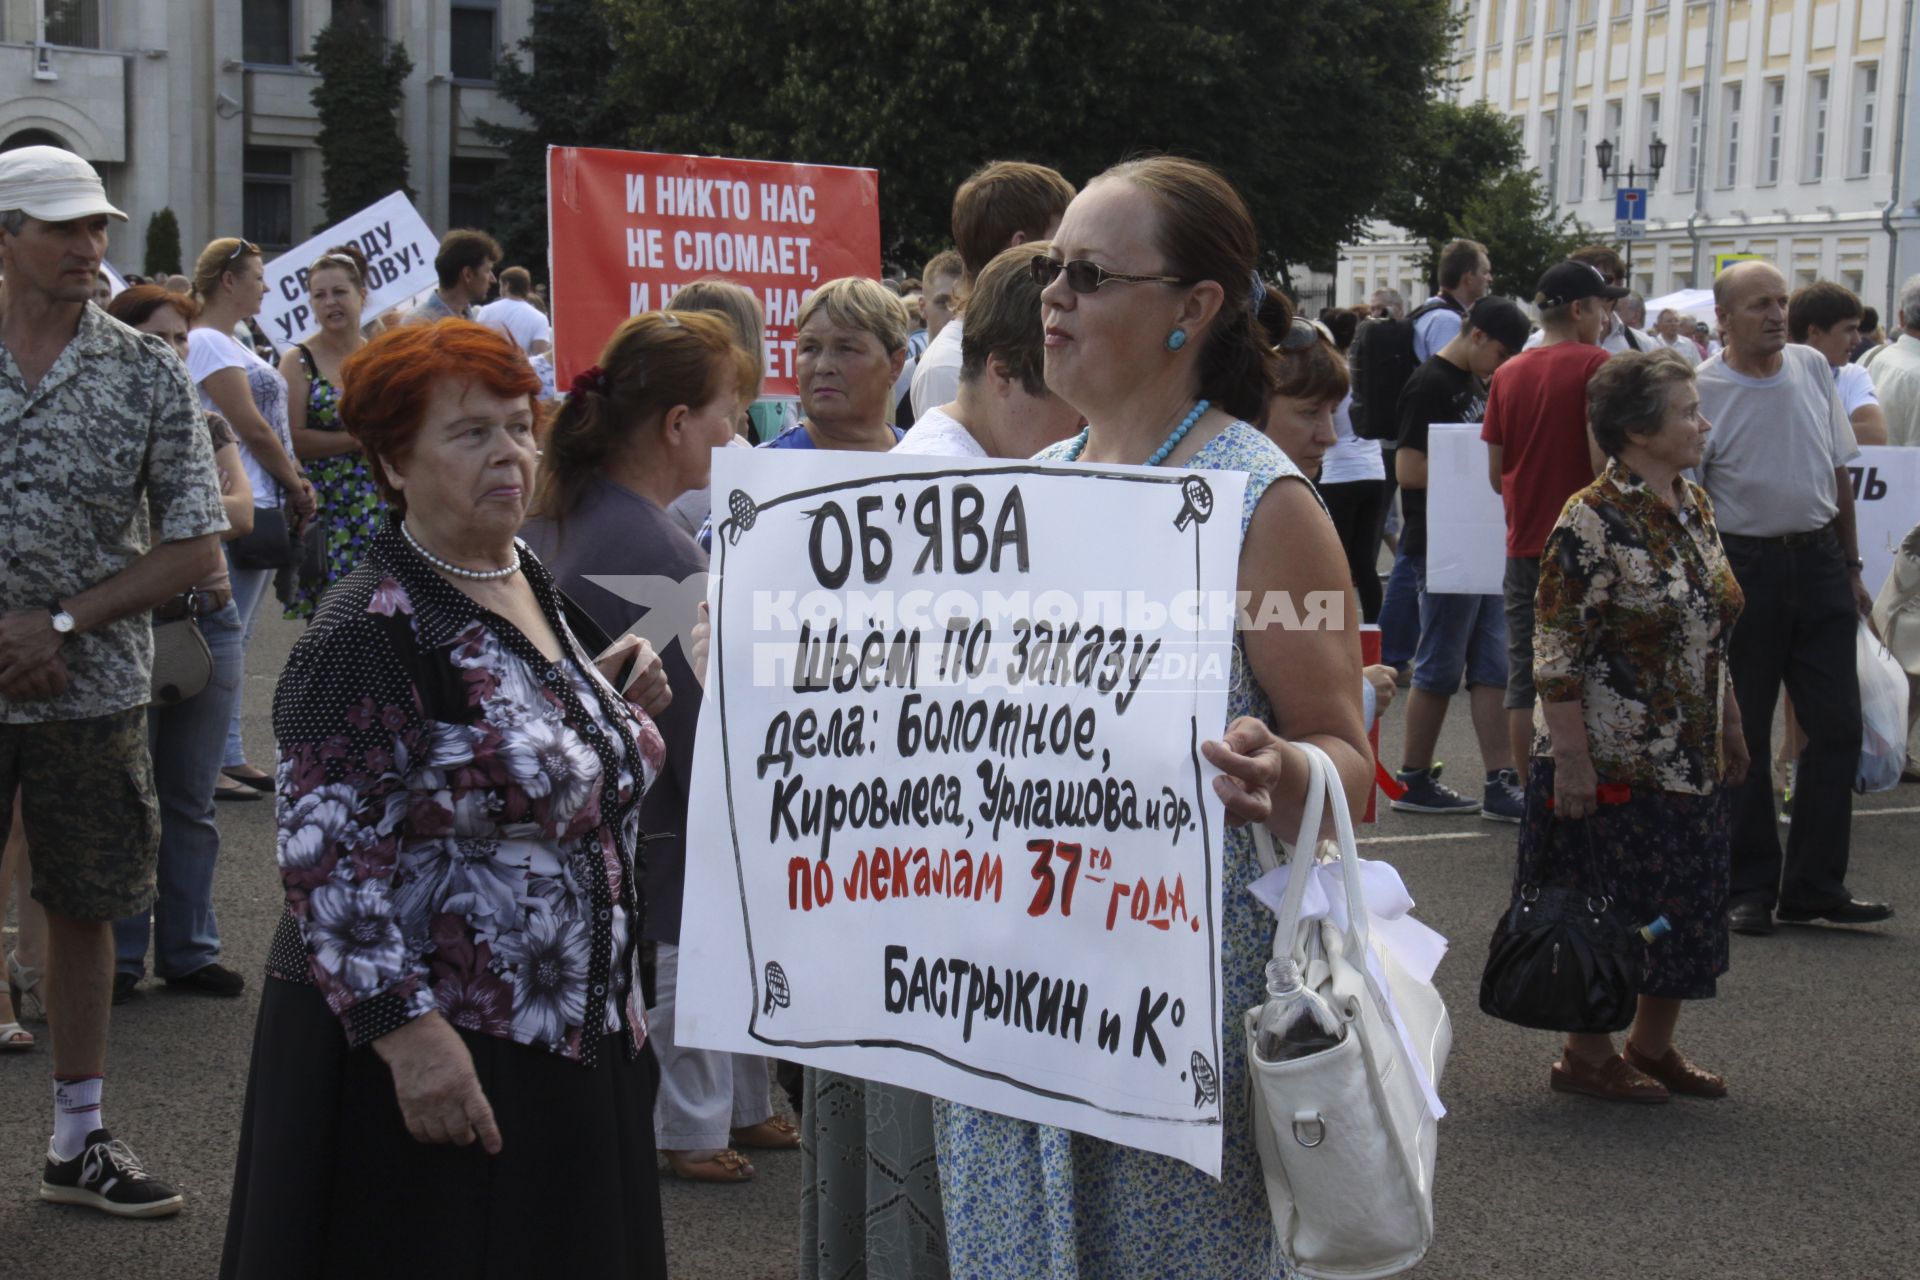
xmin=1278 ymin=317 xmax=1321 ymax=351
xmin=1030 ymin=256 xmax=1190 ymax=294
xmin=224 ymin=239 xmax=260 ymax=263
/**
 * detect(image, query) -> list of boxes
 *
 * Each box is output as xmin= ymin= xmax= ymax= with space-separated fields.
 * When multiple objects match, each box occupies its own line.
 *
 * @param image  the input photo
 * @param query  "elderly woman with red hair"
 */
xmin=220 ymin=321 xmax=672 ymax=1278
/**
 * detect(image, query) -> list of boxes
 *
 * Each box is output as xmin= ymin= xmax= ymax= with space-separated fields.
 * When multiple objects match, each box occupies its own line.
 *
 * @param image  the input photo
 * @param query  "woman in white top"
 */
xmin=186 ymin=237 xmax=315 ymax=793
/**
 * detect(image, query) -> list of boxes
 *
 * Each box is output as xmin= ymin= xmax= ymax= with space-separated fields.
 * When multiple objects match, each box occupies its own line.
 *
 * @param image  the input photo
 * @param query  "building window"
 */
xmin=243 ymin=0 xmax=295 ymax=65
xmin=1805 ymin=71 xmax=1829 ymax=180
xmin=1517 ymin=0 xmax=1537 ymax=39
xmin=1543 ymin=111 xmax=1561 ymax=202
xmin=451 ymin=2 xmax=499 ymax=82
xmin=1577 ymin=0 xmax=1597 ymax=27
xmin=1548 ymin=0 xmax=1567 ymax=34
xmin=1720 ymin=82 xmax=1741 ymax=187
xmin=243 ymin=148 xmax=295 ymax=254
xmin=1842 ymin=267 xmax=1865 ymax=294
xmin=1761 ymin=79 xmax=1784 ymax=184
xmin=1488 ymin=0 xmax=1503 ymax=45
xmin=1572 ymin=108 xmax=1588 ymax=199
xmin=1612 ymin=0 xmax=1633 ymax=16
xmin=1852 ymin=62 xmax=1879 ymax=178
xmin=334 ymin=0 xmax=387 ymax=40
xmin=448 ymin=158 xmax=499 ymax=232
xmin=41 ymin=0 xmax=105 ymax=48
xmin=1641 ymin=92 xmax=1661 ymax=170
xmin=1679 ymin=88 xmax=1701 ymax=192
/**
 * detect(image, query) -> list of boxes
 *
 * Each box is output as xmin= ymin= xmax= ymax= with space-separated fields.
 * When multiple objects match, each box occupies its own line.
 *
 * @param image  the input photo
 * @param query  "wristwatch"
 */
xmin=1848 ymin=558 xmax=1866 ymax=571
xmin=47 ymin=601 xmax=76 ymax=636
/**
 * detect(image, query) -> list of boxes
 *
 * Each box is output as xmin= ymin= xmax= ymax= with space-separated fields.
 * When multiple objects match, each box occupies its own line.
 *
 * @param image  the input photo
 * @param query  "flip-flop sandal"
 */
xmin=215 ymin=775 xmax=265 ymax=802
xmin=663 ymin=1149 xmax=756 ymax=1183
xmin=729 ymin=1116 xmax=801 ymax=1150
xmin=222 ymin=766 xmax=275 ymax=793
xmin=0 ymin=1021 xmax=34 ymax=1052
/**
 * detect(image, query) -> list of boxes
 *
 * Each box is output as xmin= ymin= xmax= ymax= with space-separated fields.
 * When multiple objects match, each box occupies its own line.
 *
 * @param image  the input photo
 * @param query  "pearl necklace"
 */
xmin=401 ymin=520 xmax=522 ymax=581
xmin=1062 ymin=399 xmax=1210 ymax=466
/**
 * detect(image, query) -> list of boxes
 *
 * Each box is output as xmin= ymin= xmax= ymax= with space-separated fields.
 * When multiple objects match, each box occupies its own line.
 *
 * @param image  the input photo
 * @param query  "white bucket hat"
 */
xmin=0 ymin=146 xmax=127 ymax=223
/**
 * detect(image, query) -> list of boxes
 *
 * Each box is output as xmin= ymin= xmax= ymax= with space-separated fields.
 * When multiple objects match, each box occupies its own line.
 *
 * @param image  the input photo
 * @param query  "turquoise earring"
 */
xmin=1166 ymin=328 xmax=1188 ymax=351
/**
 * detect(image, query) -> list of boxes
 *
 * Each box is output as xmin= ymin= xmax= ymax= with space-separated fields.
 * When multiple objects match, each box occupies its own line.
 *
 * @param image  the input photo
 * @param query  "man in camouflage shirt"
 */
xmin=0 ymin=147 xmax=227 ymax=1218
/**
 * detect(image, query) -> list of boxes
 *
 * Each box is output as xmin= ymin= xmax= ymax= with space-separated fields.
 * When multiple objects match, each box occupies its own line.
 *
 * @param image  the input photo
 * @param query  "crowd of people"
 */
xmin=0 ymin=133 xmax=1911 ymax=1278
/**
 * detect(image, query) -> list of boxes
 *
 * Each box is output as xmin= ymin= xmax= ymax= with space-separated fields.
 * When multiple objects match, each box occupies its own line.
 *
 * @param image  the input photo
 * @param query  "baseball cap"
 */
xmin=0 ymin=146 xmax=127 ymax=224
xmin=1465 ymin=296 xmax=1531 ymax=352
xmin=1534 ymin=261 xmax=1629 ymax=309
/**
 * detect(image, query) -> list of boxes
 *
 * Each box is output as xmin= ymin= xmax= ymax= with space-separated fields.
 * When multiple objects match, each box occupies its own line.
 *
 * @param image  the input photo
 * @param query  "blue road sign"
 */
xmin=1614 ymin=186 xmax=1648 ymax=239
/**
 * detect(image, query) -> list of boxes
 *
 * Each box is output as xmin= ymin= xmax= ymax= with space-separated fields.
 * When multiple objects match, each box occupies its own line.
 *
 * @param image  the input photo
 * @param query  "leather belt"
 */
xmin=154 ymin=587 xmax=230 ymax=622
xmin=1721 ymin=526 xmax=1835 ymax=549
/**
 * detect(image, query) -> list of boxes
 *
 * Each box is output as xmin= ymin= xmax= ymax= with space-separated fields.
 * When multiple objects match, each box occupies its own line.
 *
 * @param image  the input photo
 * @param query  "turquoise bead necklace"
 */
xmin=1062 ymin=399 xmax=1210 ymax=466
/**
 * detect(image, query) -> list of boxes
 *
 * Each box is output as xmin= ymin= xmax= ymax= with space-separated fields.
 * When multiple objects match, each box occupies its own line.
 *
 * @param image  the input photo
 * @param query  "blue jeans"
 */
xmin=1378 ymin=546 xmax=1421 ymax=668
xmin=114 ymin=601 xmax=245 ymax=978
xmin=1412 ymin=557 xmax=1508 ymax=695
xmin=224 ymin=559 xmax=275 ymax=768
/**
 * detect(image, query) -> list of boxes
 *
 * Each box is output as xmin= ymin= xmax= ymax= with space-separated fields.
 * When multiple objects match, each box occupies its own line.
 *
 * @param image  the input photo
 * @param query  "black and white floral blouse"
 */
xmin=266 ymin=519 xmax=665 ymax=1066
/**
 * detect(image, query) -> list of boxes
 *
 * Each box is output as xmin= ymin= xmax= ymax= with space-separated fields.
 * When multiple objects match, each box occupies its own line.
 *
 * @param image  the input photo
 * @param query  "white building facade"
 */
xmin=1339 ymin=0 xmax=1920 ymax=318
xmin=0 ymin=0 xmax=533 ymax=272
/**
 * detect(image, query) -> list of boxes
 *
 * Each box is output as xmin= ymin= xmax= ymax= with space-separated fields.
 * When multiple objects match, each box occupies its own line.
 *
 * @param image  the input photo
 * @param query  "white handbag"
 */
xmin=1244 ymin=743 xmax=1451 ymax=1280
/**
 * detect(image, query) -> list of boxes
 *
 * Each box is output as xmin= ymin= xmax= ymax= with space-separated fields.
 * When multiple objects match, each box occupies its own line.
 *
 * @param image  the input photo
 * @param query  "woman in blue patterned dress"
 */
xmin=280 ymin=244 xmax=383 ymax=620
xmin=931 ymin=158 xmax=1374 ymax=1278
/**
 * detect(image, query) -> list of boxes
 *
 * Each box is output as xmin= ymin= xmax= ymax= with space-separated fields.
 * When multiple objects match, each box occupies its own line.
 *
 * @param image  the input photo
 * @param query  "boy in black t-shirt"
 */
xmin=1389 ymin=297 xmax=1531 ymax=820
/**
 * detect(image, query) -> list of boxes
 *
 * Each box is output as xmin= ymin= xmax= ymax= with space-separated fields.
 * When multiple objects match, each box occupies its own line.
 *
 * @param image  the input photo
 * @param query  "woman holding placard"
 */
xmin=931 ymin=158 xmax=1371 ymax=1278
xmin=521 ymin=311 xmax=790 ymax=1186
xmin=279 ymin=243 xmax=381 ymax=620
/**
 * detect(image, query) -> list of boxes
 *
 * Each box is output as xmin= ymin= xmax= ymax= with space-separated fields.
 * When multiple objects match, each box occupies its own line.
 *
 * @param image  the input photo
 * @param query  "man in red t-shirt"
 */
xmin=1480 ymin=261 xmax=1621 ymax=779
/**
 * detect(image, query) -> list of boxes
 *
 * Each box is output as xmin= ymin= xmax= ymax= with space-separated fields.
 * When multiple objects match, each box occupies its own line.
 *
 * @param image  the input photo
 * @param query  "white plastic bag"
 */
xmin=1857 ymin=618 xmax=1909 ymax=793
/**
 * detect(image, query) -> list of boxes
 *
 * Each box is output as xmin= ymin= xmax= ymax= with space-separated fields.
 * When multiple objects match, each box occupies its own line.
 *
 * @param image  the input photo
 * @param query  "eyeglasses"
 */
xmin=1030 ymin=256 xmax=1190 ymax=294
xmin=1277 ymin=318 xmax=1321 ymax=352
xmin=224 ymin=239 xmax=260 ymax=263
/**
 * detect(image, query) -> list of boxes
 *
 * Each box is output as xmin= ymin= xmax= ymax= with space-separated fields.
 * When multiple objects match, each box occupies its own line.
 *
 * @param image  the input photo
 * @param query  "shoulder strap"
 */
xmin=1624 ymin=327 xmax=1643 ymax=352
xmin=295 ymin=343 xmax=318 ymax=379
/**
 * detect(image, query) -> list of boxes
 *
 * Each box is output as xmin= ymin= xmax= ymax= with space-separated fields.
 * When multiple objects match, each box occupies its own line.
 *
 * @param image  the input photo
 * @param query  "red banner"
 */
xmin=547 ymin=146 xmax=882 ymax=398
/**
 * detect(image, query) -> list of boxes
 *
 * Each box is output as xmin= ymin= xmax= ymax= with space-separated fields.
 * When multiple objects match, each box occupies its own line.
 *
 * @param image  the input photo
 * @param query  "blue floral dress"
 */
xmin=933 ymin=421 xmax=1308 ymax=1279
xmin=286 ymin=345 xmax=386 ymax=620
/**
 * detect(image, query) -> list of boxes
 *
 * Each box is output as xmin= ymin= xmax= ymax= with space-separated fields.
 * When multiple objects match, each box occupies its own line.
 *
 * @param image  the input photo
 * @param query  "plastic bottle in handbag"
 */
xmin=1254 ymin=957 xmax=1345 ymax=1063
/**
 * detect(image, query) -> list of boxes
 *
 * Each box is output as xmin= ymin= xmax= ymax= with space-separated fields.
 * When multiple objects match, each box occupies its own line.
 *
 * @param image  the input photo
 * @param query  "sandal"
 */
xmin=1549 ymin=1049 xmax=1670 ymax=1104
xmin=221 ymin=765 xmax=274 ymax=794
xmin=663 ymin=1148 xmax=756 ymax=1183
xmin=215 ymin=775 xmax=265 ymax=802
xmin=8 ymin=951 xmax=43 ymax=1023
xmin=0 ymin=1020 xmax=33 ymax=1052
xmin=729 ymin=1116 xmax=801 ymax=1150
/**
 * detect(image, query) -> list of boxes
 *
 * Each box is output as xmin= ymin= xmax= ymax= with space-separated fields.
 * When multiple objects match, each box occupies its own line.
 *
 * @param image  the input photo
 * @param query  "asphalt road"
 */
xmin=3 ymin=609 xmax=1916 ymax=1279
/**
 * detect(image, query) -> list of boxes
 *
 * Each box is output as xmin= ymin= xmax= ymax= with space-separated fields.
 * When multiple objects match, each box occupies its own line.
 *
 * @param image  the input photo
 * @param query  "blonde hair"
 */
xmin=532 ymin=311 xmax=757 ymax=523
xmin=795 ymin=277 xmax=910 ymax=353
xmin=667 ymin=278 xmax=766 ymax=402
xmin=190 ymin=237 xmax=260 ymax=303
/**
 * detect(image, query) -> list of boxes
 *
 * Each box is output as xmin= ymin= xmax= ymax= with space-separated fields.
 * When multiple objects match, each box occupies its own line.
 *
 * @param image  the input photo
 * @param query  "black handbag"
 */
xmin=228 ymin=505 xmax=298 ymax=571
xmin=1478 ymin=817 xmax=1645 ymax=1034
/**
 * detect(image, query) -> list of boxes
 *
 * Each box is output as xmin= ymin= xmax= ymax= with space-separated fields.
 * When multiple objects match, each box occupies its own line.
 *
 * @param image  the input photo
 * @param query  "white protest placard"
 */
xmin=1851 ymin=447 xmax=1920 ymax=595
xmin=1424 ymin=431 xmax=1917 ymax=596
xmin=256 ymin=192 xmax=438 ymax=349
xmin=675 ymin=449 xmax=1248 ymax=1176
xmin=1425 ymin=425 xmax=1506 ymax=595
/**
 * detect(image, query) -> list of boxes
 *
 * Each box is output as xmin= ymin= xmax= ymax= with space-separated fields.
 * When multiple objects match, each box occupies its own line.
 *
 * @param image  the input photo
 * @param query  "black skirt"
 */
xmin=220 ymin=978 xmax=667 ymax=1279
xmin=1517 ymin=758 xmax=1732 ymax=1001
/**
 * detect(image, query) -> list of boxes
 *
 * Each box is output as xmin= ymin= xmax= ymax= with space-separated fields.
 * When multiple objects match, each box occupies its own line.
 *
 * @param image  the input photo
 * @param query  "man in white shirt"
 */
xmin=1411 ymin=238 xmax=1491 ymax=362
xmin=1867 ymin=273 xmax=1920 ymax=447
xmin=910 ymin=161 xmax=1074 ymax=420
xmin=474 ymin=265 xmax=551 ymax=356
xmin=1789 ymin=280 xmax=1887 ymax=444
xmin=1695 ymin=261 xmax=1891 ymax=936
xmin=1651 ymin=308 xmax=1702 ymax=366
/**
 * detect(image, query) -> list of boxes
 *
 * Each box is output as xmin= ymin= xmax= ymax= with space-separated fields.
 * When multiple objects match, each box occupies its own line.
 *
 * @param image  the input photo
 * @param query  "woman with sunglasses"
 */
xmin=934 ymin=156 xmax=1372 ymax=1280
xmin=187 ymin=238 xmax=316 ymax=799
xmin=279 ymin=244 xmax=381 ymax=620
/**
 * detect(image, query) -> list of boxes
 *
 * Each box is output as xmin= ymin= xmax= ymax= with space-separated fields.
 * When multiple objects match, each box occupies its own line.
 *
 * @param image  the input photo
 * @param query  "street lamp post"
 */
xmin=1595 ymin=135 xmax=1668 ymax=285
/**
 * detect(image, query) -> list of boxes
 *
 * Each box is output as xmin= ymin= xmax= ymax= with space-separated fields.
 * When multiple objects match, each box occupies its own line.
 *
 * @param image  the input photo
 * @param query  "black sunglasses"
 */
xmin=1031 ymin=256 xmax=1190 ymax=294
xmin=1278 ymin=317 xmax=1321 ymax=351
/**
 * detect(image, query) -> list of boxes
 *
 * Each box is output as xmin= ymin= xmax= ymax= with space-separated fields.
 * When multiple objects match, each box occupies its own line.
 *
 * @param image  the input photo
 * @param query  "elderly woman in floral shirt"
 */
xmin=221 ymin=322 xmax=674 ymax=1279
xmin=1522 ymin=350 xmax=1749 ymax=1108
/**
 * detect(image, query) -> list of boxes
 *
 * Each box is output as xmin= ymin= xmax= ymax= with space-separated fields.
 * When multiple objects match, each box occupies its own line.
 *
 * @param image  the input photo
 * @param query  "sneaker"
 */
xmin=40 ymin=1130 xmax=183 ymax=1218
xmin=1481 ymin=769 xmax=1526 ymax=823
xmin=164 ymin=963 xmax=246 ymax=998
xmin=111 ymin=972 xmax=141 ymax=1005
xmin=1391 ymin=763 xmax=1482 ymax=815
xmin=1779 ymin=787 xmax=1793 ymax=826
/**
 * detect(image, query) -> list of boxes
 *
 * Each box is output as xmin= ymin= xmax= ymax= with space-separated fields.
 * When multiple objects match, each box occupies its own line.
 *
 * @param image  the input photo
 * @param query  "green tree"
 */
xmin=599 ymin=0 xmax=1458 ymax=277
xmin=477 ymin=0 xmax=626 ymax=279
xmin=143 ymin=207 xmax=182 ymax=277
xmin=1448 ymin=168 xmax=1592 ymax=306
xmin=304 ymin=12 xmax=414 ymax=224
xmin=1372 ymin=100 xmax=1528 ymax=261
